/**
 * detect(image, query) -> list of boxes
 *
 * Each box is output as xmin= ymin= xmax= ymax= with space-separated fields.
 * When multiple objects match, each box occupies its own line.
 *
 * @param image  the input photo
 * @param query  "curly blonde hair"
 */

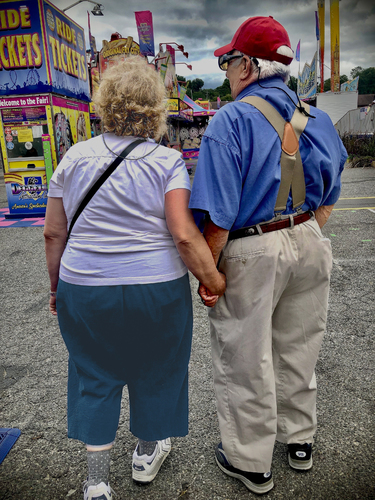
xmin=93 ymin=57 xmax=167 ymax=139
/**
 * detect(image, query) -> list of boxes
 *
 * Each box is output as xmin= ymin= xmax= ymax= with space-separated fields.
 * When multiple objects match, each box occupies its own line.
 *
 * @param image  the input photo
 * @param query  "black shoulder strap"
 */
xmin=66 ymin=138 xmax=146 ymax=244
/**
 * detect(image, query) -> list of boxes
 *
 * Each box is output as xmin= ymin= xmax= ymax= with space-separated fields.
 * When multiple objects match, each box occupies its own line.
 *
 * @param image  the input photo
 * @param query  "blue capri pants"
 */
xmin=56 ymin=274 xmax=193 ymax=446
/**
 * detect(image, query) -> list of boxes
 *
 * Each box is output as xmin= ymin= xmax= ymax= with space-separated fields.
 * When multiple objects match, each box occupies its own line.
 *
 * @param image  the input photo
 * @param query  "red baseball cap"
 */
xmin=214 ymin=16 xmax=293 ymax=65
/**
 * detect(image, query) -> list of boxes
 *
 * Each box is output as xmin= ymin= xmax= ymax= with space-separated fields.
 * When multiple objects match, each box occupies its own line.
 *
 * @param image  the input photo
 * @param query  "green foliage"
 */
xmin=323 ymin=75 xmax=348 ymax=92
xmin=322 ymin=68 xmax=375 ymax=94
xmin=193 ymin=90 xmax=205 ymax=100
xmin=190 ymin=78 xmax=205 ymax=93
xmin=356 ymin=67 xmax=375 ymax=94
xmin=182 ymin=66 xmax=374 ymax=104
xmin=287 ymin=76 xmax=298 ymax=92
xmin=350 ymin=66 xmax=363 ymax=79
xmin=340 ymin=134 xmax=375 ymax=167
xmin=184 ymin=77 xmax=233 ymax=101
xmin=215 ymin=78 xmax=231 ymax=95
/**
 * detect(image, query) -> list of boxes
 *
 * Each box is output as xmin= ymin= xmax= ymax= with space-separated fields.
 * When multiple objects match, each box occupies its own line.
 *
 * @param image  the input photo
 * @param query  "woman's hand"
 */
xmin=49 ymin=294 xmax=57 ymax=316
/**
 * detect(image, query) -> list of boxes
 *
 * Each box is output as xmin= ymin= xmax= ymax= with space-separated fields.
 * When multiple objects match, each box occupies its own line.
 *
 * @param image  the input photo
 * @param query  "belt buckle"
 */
xmin=245 ymin=227 xmax=256 ymax=236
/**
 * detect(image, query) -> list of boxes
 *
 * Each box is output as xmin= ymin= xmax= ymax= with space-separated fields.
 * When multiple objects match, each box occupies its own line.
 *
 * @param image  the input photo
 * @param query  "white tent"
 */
xmin=316 ymin=92 xmax=358 ymax=126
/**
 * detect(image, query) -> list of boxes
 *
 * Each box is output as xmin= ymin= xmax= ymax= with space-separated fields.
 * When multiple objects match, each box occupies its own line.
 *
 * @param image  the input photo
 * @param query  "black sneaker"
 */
xmin=215 ymin=443 xmax=274 ymax=495
xmin=288 ymin=443 xmax=313 ymax=470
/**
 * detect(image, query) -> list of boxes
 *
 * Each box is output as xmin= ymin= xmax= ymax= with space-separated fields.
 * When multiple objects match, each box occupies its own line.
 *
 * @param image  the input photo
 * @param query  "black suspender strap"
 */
xmin=66 ymin=138 xmax=146 ymax=244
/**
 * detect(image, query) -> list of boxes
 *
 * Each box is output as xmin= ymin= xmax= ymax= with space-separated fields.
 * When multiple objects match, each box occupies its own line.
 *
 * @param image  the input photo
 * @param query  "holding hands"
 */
xmin=199 ymin=271 xmax=226 ymax=307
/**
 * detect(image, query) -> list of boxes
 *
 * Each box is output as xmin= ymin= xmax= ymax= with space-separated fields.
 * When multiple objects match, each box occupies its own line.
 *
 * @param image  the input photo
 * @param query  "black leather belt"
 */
xmin=228 ymin=211 xmax=314 ymax=241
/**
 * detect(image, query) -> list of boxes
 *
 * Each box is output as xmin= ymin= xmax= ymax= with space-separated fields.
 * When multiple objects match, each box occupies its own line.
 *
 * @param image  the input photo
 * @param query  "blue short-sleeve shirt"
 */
xmin=189 ymin=76 xmax=348 ymax=231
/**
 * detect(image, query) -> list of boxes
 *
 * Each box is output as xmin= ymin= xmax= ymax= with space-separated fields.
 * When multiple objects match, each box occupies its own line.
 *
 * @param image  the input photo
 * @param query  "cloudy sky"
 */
xmin=54 ymin=0 xmax=375 ymax=89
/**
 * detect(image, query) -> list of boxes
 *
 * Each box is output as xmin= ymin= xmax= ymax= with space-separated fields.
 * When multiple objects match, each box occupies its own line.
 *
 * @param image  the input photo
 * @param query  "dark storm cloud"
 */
xmin=56 ymin=0 xmax=374 ymax=87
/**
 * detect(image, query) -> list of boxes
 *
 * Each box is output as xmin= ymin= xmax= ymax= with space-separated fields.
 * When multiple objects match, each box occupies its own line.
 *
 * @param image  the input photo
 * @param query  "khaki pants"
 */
xmin=209 ymin=217 xmax=332 ymax=472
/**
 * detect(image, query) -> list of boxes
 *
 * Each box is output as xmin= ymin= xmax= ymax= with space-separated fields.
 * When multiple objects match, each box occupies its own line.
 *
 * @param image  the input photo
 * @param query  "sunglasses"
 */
xmin=218 ymin=52 xmax=244 ymax=71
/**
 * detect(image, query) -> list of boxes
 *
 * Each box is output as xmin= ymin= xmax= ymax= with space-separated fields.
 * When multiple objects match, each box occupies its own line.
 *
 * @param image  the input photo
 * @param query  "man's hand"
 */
xmin=198 ymin=272 xmax=226 ymax=307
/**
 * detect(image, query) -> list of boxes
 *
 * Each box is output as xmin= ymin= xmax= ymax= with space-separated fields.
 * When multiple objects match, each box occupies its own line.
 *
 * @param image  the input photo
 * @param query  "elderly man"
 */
xmin=189 ymin=16 xmax=347 ymax=494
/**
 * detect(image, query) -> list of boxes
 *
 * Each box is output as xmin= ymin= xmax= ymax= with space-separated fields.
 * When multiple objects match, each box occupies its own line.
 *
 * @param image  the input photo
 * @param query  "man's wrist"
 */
xmin=50 ymin=291 xmax=57 ymax=297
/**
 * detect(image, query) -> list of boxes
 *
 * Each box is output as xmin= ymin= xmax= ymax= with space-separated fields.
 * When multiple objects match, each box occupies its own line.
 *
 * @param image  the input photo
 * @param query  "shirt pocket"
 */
xmin=220 ymin=237 xmax=266 ymax=269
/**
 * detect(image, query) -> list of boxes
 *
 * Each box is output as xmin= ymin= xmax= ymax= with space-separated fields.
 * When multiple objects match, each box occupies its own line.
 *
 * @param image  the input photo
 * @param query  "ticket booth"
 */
xmin=0 ymin=0 xmax=91 ymax=218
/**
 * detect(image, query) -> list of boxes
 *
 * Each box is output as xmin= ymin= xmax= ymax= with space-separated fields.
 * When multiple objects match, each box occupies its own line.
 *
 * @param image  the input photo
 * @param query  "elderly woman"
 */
xmin=44 ymin=57 xmax=225 ymax=500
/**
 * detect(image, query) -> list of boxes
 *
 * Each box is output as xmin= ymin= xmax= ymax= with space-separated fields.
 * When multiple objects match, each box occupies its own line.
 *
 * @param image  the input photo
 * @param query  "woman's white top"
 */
xmin=48 ymin=134 xmax=191 ymax=286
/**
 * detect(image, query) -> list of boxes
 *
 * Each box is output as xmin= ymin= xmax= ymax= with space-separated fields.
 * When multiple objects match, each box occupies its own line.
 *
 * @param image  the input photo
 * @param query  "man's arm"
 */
xmin=203 ymin=219 xmax=229 ymax=265
xmin=314 ymin=204 xmax=334 ymax=228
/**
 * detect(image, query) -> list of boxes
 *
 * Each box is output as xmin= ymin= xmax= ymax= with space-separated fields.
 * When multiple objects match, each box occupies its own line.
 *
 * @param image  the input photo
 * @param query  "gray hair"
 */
xmin=233 ymin=46 xmax=292 ymax=83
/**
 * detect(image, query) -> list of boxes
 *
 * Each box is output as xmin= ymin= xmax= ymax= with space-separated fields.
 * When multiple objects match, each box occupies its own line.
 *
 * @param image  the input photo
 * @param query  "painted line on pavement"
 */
xmin=333 ymin=207 xmax=375 ymax=210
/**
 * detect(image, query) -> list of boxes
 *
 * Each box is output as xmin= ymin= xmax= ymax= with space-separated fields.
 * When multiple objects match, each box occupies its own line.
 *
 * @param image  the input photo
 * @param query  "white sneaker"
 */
xmin=83 ymin=481 xmax=114 ymax=500
xmin=132 ymin=438 xmax=171 ymax=483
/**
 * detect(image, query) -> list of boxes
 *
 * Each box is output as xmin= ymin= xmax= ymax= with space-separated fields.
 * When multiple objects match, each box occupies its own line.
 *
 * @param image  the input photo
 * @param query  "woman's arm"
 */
xmin=165 ymin=189 xmax=226 ymax=302
xmin=44 ymin=197 xmax=67 ymax=315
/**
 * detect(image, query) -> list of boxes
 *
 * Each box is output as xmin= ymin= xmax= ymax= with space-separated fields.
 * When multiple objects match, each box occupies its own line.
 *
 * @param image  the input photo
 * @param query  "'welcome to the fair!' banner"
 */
xmin=298 ymin=52 xmax=317 ymax=100
xmin=135 ymin=11 xmax=155 ymax=56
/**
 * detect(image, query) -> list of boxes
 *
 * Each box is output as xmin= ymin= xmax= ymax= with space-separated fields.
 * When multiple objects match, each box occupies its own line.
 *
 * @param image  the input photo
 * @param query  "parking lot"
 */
xmin=0 ymin=165 xmax=374 ymax=499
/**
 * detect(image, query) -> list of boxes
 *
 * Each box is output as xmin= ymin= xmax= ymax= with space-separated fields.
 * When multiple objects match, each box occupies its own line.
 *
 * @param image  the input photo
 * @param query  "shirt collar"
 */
xmin=235 ymin=76 xmax=286 ymax=101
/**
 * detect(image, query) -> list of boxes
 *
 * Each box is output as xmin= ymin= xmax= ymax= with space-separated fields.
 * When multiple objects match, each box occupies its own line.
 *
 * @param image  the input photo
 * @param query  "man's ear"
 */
xmin=240 ymin=56 xmax=251 ymax=79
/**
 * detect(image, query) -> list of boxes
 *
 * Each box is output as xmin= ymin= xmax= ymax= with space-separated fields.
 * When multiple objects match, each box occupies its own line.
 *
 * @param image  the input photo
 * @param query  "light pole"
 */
xmin=62 ymin=0 xmax=104 ymax=15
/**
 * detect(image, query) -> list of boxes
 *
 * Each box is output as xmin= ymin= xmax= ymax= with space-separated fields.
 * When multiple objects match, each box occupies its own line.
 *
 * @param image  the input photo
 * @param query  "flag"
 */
xmin=295 ymin=40 xmax=301 ymax=62
xmin=135 ymin=11 xmax=155 ymax=56
xmin=166 ymin=45 xmax=175 ymax=65
xmin=159 ymin=54 xmax=170 ymax=82
xmin=315 ymin=11 xmax=320 ymax=41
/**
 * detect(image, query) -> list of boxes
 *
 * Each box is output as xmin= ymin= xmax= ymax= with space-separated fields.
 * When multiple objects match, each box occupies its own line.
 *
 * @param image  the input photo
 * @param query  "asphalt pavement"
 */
xmin=0 ymin=165 xmax=374 ymax=500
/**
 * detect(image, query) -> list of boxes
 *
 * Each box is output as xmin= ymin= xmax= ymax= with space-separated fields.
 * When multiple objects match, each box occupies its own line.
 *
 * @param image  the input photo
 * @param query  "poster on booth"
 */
xmin=5 ymin=171 xmax=48 ymax=215
xmin=52 ymin=95 xmax=90 ymax=163
xmin=0 ymin=0 xmax=90 ymax=101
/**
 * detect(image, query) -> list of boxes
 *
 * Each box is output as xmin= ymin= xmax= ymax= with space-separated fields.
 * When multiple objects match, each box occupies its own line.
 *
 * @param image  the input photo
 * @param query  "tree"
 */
xmin=287 ymin=76 xmax=298 ymax=92
xmin=216 ymin=78 xmax=231 ymax=96
xmin=349 ymin=67 xmax=375 ymax=94
xmin=323 ymin=75 xmax=348 ymax=92
xmin=350 ymin=66 xmax=363 ymax=79
xmin=176 ymin=74 xmax=186 ymax=82
xmin=323 ymin=69 xmax=375 ymax=94
xmin=190 ymin=78 xmax=204 ymax=93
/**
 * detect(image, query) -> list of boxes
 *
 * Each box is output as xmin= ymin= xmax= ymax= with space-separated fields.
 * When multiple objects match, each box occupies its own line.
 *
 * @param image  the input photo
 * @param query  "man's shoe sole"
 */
xmin=288 ymin=455 xmax=313 ymax=471
xmin=215 ymin=455 xmax=274 ymax=494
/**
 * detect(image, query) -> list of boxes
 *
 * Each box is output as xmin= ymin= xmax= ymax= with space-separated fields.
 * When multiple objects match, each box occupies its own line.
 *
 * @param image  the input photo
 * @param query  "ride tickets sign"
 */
xmin=0 ymin=0 xmax=90 ymax=101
